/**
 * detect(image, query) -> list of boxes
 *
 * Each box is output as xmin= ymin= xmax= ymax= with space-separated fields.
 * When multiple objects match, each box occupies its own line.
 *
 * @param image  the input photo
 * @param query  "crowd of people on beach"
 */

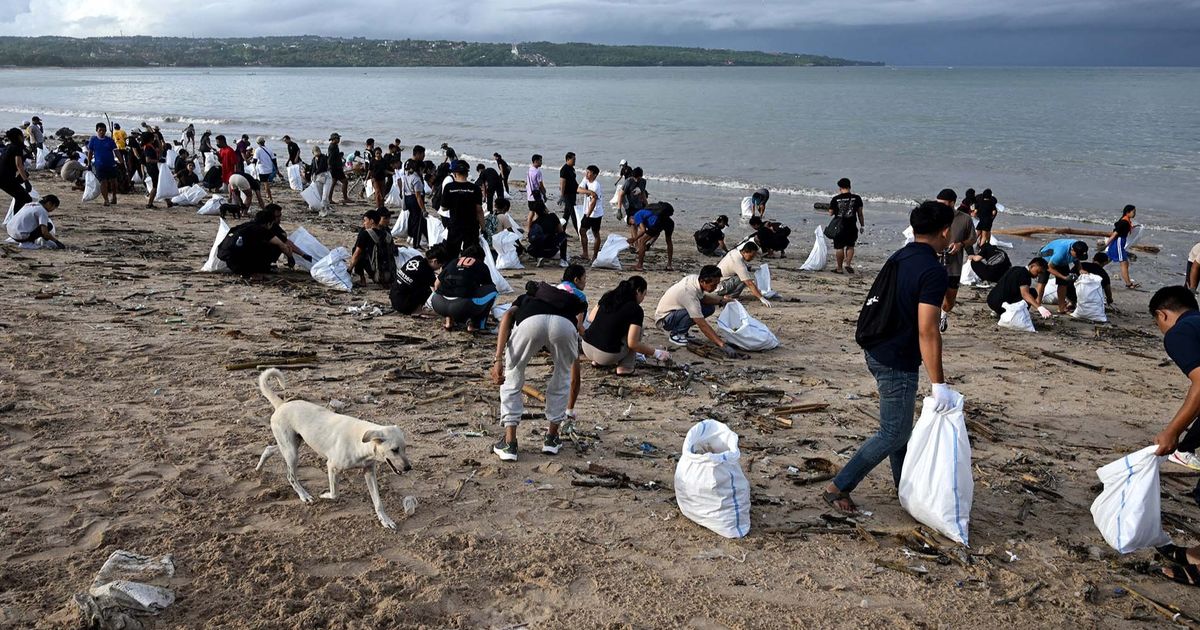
xmin=4 ymin=115 xmax=1200 ymax=588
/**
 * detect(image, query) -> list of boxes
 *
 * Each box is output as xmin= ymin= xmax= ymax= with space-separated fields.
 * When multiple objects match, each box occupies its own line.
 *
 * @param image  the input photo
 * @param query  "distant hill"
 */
xmin=0 ymin=36 xmax=883 ymax=68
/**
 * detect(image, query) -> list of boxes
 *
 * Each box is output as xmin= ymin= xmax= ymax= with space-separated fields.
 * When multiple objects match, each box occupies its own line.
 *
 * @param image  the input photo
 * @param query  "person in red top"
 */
xmin=216 ymin=134 xmax=238 ymax=185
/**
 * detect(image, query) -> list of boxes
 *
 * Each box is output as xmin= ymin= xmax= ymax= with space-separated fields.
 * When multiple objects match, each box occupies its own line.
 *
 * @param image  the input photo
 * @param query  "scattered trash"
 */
xmin=402 ymin=496 xmax=418 ymax=516
xmin=346 ymin=302 xmax=384 ymax=318
xmin=72 ymin=550 xmax=175 ymax=630
xmin=1006 ymin=550 xmax=1019 ymax=563
xmin=692 ymin=548 xmax=748 ymax=563
xmin=327 ymin=399 xmax=346 ymax=411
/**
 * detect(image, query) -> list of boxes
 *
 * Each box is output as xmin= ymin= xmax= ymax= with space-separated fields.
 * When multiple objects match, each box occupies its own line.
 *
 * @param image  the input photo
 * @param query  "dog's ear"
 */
xmin=361 ymin=430 xmax=385 ymax=444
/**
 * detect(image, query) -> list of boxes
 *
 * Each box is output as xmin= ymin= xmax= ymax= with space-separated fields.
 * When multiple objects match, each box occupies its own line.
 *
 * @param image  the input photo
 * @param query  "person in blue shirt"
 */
xmin=1147 ymin=287 xmax=1200 ymax=586
xmin=823 ymin=200 xmax=957 ymax=514
xmin=1037 ymin=238 xmax=1087 ymax=313
xmin=85 ymin=122 xmax=119 ymax=206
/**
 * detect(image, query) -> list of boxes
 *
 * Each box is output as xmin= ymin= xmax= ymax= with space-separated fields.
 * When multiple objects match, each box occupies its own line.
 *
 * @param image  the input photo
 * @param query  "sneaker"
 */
xmin=668 ymin=333 xmax=692 ymax=346
xmin=542 ymin=433 xmax=562 ymax=455
xmin=559 ymin=258 xmax=569 ymax=268
xmin=939 ymin=310 xmax=949 ymax=333
xmin=493 ymin=437 xmax=518 ymax=462
xmin=1169 ymin=451 xmax=1200 ymax=472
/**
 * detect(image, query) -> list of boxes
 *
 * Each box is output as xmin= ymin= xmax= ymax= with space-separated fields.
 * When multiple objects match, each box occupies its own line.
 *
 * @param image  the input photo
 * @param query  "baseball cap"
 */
xmin=619 ymin=159 xmax=628 ymax=166
xmin=329 ymin=132 xmax=340 ymax=140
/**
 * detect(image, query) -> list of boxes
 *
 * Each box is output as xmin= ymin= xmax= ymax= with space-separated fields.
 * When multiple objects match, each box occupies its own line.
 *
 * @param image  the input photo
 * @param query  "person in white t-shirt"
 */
xmin=6 ymin=194 xmax=64 ymax=249
xmin=253 ymin=137 xmax=275 ymax=204
xmin=576 ymin=165 xmax=604 ymax=262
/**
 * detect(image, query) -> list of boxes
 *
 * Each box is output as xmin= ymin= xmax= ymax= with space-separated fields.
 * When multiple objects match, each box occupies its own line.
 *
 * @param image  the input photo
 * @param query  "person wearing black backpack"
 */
xmin=694 ymin=215 xmax=730 ymax=257
xmin=217 ymin=208 xmax=302 ymax=276
xmin=824 ymin=200 xmax=959 ymax=515
xmin=347 ymin=210 xmax=396 ymax=286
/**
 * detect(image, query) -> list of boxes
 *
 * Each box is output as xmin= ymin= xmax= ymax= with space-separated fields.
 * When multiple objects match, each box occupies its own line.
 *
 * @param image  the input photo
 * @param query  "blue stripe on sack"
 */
xmin=950 ymin=421 xmax=967 ymax=544
xmin=471 ymin=291 xmax=499 ymax=306
xmin=1117 ymin=454 xmax=1135 ymax=550
xmin=729 ymin=470 xmax=746 ymax=537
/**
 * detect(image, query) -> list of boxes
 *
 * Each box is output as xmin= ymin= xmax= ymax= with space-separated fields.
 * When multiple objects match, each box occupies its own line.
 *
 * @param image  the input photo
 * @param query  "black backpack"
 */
xmin=364 ymin=229 xmax=396 ymax=285
xmin=694 ymin=223 xmax=721 ymax=250
xmin=216 ymin=221 xmax=257 ymax=263
xmin=854 ymin=255 xmax=903 ymax=349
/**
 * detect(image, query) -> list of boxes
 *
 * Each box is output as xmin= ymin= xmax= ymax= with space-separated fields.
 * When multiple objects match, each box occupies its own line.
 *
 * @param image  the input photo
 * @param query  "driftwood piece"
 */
xmin=873 ymin=558 xmax=928 ymax=577
xmin=522 ymin=385 xmax=546 ymax=403
xmin=771 ymin=403 xmax=830 ymax=415
xmin=225 ymin=354 xmax=318 ymax=371
xmin=992 ymin=581 xmax=1045 ymax=606
xmin=995 ymin=226 xmax=1159 ymax=254
xmin=1123 ymin=585 xmax=1200 ymax=627
xmin=1042 ymin=350 xmax=1107 ymax=373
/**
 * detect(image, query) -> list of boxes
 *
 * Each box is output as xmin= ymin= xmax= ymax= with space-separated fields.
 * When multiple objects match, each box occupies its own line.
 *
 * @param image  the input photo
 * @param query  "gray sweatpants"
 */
xmin=715 ymin=276 xmax=746 ymax=298
xmin=499 ymin=314 xmax=579 ymax=428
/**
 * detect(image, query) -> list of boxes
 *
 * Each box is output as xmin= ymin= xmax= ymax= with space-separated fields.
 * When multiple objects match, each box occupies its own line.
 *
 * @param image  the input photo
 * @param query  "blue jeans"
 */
xmin=832 ymin=352 xmax=919 ymax=493
xmin=660 ymin=304 xmax=716 ymax=336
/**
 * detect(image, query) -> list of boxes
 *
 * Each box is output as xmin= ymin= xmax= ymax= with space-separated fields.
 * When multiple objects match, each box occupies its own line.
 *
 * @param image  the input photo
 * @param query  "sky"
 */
xmin=1 ymin=0 xmax=1199 ymax=66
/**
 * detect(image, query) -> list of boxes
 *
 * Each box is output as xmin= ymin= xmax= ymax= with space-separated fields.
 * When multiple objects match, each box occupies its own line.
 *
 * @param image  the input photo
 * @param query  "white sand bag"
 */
xmin=196 ymin=195 xmax=225 ymax=216
xmin=755 ymin=263 xmax=779 ymax=298
xmin=34 ymin=147 xmax=48 ymax=170
xmin=1072 ymin=273 xmax=1107 ymax=323
xmin=288 ymin=227 xmax=329 ymax=273
xmin=902 ymin=225 xmax=915 ymax=245
xmin=391 ymin=209 xmax=410 ymax=238
xmin=245 ymin=162 xmax=259 ymax=180
xmin=170 ymin=184 xmax=206 ymax=206
xmin=739 ymin=196 xmax=754 ymax=220
xmin=300 ymin=181 xmax=325 ymax=211
xmin=674 ymin=419 xmax=751 ymax=539
xmin=799 ymin=225 xmax=828 ymax=272
xmin=5 ymin=188 xmax=39 ymax=224
xmin=395 ymin=246 xmax=421 ymax=267
xmin=998 ymin=301 xmax=1035 ymax=333
xmin=609 ymin=188 xmax=620 ymax=207
xmin=310 ymin=247 xmax=353 ymax=292
xmin=286 ymin=164 xmax=304 ymax=191
xmin=1091 ymin=446 xmax=1171 ymax=554
xmin=989 ymin=235 xmax=1014 ymax=249
xmin=82 ymin=171 xmax=100 ymax=202
xmin=493 ymin=230 xmax=524 ymax=270
xmin=479 ymin=234 xmax=513 ymax=294
xmin=591 ymin=233 xmax=628 ymax=270
xmin=164 ymin=148 xmax=177 ymax=166
xmin=426 ymin=216 xmax=447 ymax=246
xmin=200 ymin=219 xmax=231 ymax=273
xmin=492 ymin=302 xmax=512 ymax=321
xmin=131 ymin=170 xmax=144 ymax=189
xmin=154 ymin=162 xmax=179 ymax=201
xmin=204 ymin=151 xmax=219 ymax=173
xmin=1042 ymin=276 xmax=1059 ymax=305
xmin=385 ymin=181 xmax=403 ymax=208
xmin=1126 ymin=224 xmax=1145 ymax=248
xmin=960 ymin=260 xmax=982 ymax=287
xmin=364 ymin=178 xmax=375 ymax=200
xmin=716 ymin=301 xmax=779 ymax=352
xmin=898 ymin=391 xmax=972 ymax=546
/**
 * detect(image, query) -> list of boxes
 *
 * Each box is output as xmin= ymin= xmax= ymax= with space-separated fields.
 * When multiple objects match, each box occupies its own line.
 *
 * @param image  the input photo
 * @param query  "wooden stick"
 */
xmin=522 ymin=385 xmax=546 ymax=402
xmin=1016 ymin=498 xmax=1033 ymax=524
xmin=1123 ymin=585 xmax=1200 ymax=627
xmin=771 ymin=403 xmax=830 ymax=415
xmin=1042 ymin=350 xmax=1106 ymax=373
xmin=873 ymin=558 xmax=927 ymax=577
xmin=225 ymin=355 xmax=318 ymax=371
xmin=992 ymin=581 xmax=1045 ymax=606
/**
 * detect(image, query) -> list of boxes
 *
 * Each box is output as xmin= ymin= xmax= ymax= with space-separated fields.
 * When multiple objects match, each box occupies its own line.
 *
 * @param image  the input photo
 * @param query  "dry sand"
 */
xmin=2 ymin=171 xmax=1200 ymax=629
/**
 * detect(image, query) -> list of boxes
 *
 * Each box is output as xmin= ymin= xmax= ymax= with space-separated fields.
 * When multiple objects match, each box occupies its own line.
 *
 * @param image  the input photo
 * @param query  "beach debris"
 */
xmin=873 ymin=558 xmax=929 ymax=578
xmin=571 ymin=463 xmax=658 ymax=490
xmin=521 ymin=385 xmax=546 ymax=403
xmin=327 ymin=399 xmax=347 ymax=411
xmin=345 ymin=302 xmax=384 ymax=318
xmin=788 ymin=458 xmax=838 ymax=486
xmin=993 ymin=581 xmax=1045 ymax=606
xmin=1122 ymin=586 xmax=1200 ymax=626
xmin=224 ymin=351 xmax=318 ymax=371
xmin=1041 ymin=350 xmax=1107 ymax=373
xmin=71 ymin=550 xmax=175 ymax=630
xmin=402 ymin=496 xmax=418 ymax=516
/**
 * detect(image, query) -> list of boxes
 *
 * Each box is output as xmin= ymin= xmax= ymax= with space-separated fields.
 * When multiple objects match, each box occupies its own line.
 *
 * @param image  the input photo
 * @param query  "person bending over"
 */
xmin=526 ymin=200 xmax=568 ymax=267
xmin=431 ymin=245 xmax=498 ymax=332
xmin=390 ymin=244 xmax=449 ymax=315
xmin=216 ymin=208 xmax=297 ymax=276
xmin=6 ymin=194 xmax=64 ymax=249
xmin=715 ymin=241 xmax=771 ymax=307
xmin=654 ymin=264 xmax=739 ymax=354
xmin=1080 ymin=252 xmax=1114 ymax=306
xmin=987 ymin=257 xmax=1051 ymax=319
xmin=582 ymin=275 xmax=670 ymax=375
xmin=1036 ymin=239 xmax=1088 ymax=313
xmin=694 ymin=215 xmax=730 ymax=257
xmin=629 ymin=202 xmax=675 ymax=271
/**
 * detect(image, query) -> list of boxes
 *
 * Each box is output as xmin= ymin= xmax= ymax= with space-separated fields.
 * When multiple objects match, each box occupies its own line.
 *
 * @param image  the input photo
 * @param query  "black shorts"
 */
xmin=947 ymin=277 xmax=960 ymax=290
xmin=330 ymin=167 xmax=347 ymax=182
xmin=528 ymin=200 xmax=546 ymax=215
xmin=580 ymin=216 xmax=602 ymax=234
xmin=647 ymin=217 xmax=674 ymax=238
xmin=832 ymin=226 xmax=858 ymax=250
xmin=1038 ymin=264 xmax=1073 ymax=286
xmin=259 ymin=174 xmax=272 ymax=183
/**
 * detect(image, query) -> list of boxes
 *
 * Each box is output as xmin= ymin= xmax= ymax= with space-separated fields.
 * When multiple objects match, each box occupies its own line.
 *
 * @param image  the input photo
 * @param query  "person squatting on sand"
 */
xmin=654 ymin=264 xmax=740 ymax=354
xmin=582 ymin=275 xmax=670 ymax=375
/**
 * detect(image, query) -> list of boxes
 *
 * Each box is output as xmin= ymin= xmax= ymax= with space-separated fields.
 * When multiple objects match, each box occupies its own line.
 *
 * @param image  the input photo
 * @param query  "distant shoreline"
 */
xmin=0 ymin=35 xmax=884 ymax=68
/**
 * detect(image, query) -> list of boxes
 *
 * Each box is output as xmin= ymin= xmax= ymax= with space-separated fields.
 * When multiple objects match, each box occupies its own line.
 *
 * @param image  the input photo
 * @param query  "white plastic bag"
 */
xmin=1091 ymin=446 xmax=1171 ymax=554
xmin=82 ymin=171 xmax=100 ymax=202
xmin=364 ymin=177 xmax=375 ymax=200
xmin=591 ymin=233 xmax=628 ymax=270
xmin=1072 ymin=273 xmax=1107 ymax=323
xmin=385 ymin=181 xmax=402 ymax=208
xmin=196 ymin=195 xmax=225 ymax=216
xmin=902 ymin=225 xmax=915 ymax=245
xmin=716 ymin=301 xmax=779 ymax=352
xmin=479 ymin=234 xmax=513 ymax=294
xmin=426 ymin=216 xmax=446 ymax=246
xmin=200 ymin=219 xmax=230 ymax=273
xmin=674 ymin=419 xmax=751 ymax=539
xmin=755 ymin=263 xmax=778 ymax=298
xmin=154 ymin=162 xmax=179 ymax=201
xmin=1042 ymin=276 xmax=1059 ymax=305
xmin=998 ymin=301 xmax=1035 ymax=332
xmin=493 ymin=230 xmax=524 ymax=270
xmin=898 ymin=391 xmax=972 ymax=546
xmin=989 ymin=235 xmax=1014 ymax=249
xmin=395 ymin=246 xmax=421 ymax=267
xmin=391 ymin=209 xmax=410 ymax=238
xmin=960 ymin=260 xmax=982 ymax=287
xmin=5 ymin=188 xmax=39 ymax=225
xmin=300 ymin=181 xmax=325 ymax=211
xmin=310 ymin=247 xmax=353 ymax=292
xmin=739 ymin=196 xmax=754 ymax=220
xmin=799 ymin=226 xmax=828 ymax=272
xmin=170 ymin=184 xmax=206 ymax=206
xmin=286 ymin=164 xmax=304 ymax=191
xmin=34 ymin=148 xmax=48 ymax=170
xmin=287 ymin=226 xmax=329 ymax=273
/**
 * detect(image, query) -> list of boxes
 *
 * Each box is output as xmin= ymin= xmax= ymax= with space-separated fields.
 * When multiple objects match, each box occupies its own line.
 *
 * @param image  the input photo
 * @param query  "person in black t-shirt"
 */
xmin=828 ymin=178 xmax=865 ymax=273
xmin=475 ymin=163 xmax=504 ymax=213
xmin=694 ymin=215 xmax=730 ymax=256
xmin=347 ymin=210 xmax=382 ymax=281
xmin=441 ymin=160 xmax=485 ymax=260
xmin=369 ymin=147 xmax=392 ymax=208
xmin=431 ymin=245 xmax=497 ymax=332
xmin=526 ymin=201 xmax=568 ymax=265
xmin=327 ymin=132 xmax=349 ymax=205
xmin=987 ymin=257 xmax=1050 ymax=317
xmin=492 ymin=152 xmax=511 ymax=193
xmin=581 ymin=275 xmax=670 ymax=375
xmin=390 ymin=244 xmax=449 ymax=315
xmin=282 ymin=135 xmax=301 ymax=166
xmin=559 ymin=152 xmax=579 ymax=234
xmin=973 ymin=188 xmax=998 ymax=249
xmin=1103 ymin=204 xmax=1139 ymax=289
xmin=218 ymin=208 xmax=297 ymax=275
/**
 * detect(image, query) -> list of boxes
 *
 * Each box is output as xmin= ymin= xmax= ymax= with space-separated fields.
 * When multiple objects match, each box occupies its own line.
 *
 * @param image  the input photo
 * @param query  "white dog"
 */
xmin=255 ymin=368 xmax=412 ymax=529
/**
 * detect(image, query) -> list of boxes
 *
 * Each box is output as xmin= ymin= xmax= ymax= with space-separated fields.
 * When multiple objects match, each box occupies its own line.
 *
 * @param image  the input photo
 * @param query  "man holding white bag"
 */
xmin=823 ymin=200 xmax=958 ymax=514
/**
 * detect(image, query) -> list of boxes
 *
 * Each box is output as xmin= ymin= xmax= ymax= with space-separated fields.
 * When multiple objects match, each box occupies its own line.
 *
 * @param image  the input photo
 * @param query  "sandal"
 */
xmin=1162 ymin=563 xmax=1200 ymax=587
xmin=1158 ymin=544 xmax=1199 ymax=566
xmin=821 ymin=489 xmax=858 ymax=514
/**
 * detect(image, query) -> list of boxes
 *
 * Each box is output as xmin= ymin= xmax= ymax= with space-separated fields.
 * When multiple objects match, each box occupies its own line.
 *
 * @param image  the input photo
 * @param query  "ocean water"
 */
xmin=2 ymin=65 xmax=1198 ymax=280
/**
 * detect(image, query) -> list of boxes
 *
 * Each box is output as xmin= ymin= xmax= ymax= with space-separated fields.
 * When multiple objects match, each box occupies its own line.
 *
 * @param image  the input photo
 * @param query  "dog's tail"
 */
xmin=258 ymin=368 xmax=285 ymax=410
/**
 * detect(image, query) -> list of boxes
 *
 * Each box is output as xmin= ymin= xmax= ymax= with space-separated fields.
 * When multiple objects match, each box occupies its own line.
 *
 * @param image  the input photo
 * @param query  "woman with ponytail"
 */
xmin=581 ymin=275 xmax=669 ymax=374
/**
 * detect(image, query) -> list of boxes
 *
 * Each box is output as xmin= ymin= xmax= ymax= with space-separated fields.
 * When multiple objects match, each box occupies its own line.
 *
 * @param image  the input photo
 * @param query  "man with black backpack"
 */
xmin=217 ymin=208 xmax=305 ymax=276
xmin=823 ymin=200 xmax=959 ymax=515
xmin=346 ymin=210 xmax=396 ymax=287
xmin=694 ymin=215 xmax=730 ymax=257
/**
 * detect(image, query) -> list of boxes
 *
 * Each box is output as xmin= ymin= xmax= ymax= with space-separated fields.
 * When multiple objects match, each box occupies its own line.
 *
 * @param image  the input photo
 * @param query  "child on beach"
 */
xmin=1103 ymin=204 xmax=1139 ymax=289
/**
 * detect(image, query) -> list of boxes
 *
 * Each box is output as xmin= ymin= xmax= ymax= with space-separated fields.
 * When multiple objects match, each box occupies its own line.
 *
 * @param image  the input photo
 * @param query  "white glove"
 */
xmin=1037 ymin=306 xmax=1052 ymax=319
xmin=931 ymin=383 xmax=958 ymax=413
xmin=653 ymin=348 xmax=670 ymax=361
xmin=759 ymin=297 xmax=773 ymax=308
